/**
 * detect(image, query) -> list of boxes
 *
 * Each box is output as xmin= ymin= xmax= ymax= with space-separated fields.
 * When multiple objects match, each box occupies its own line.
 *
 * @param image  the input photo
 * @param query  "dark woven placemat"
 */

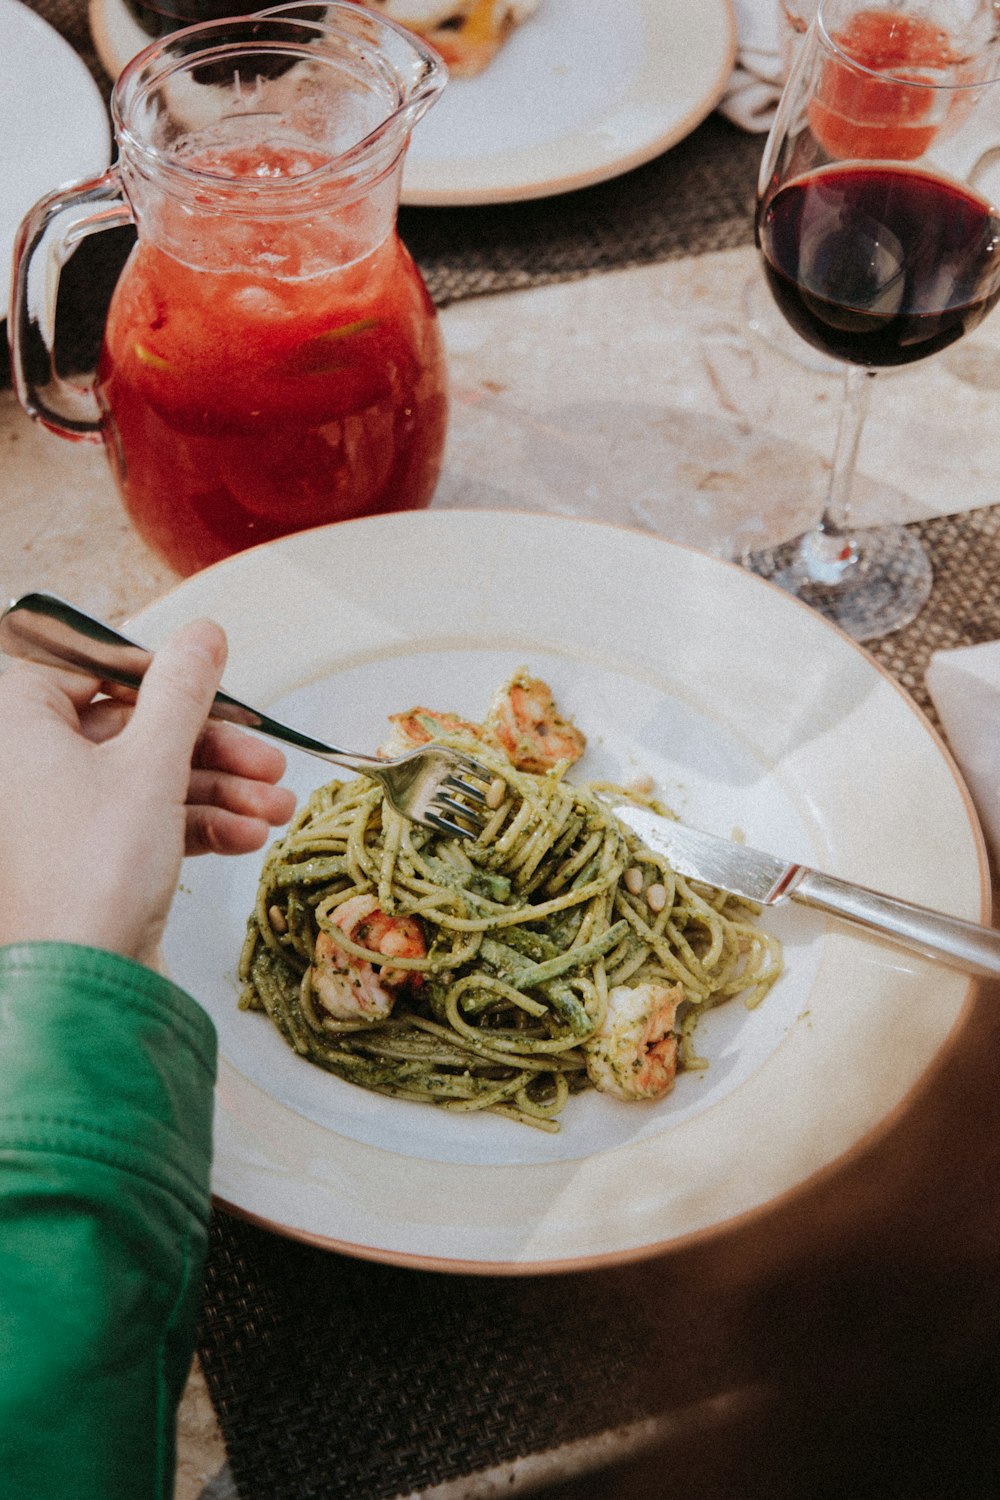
xmin=196 ymin=1210 xmax=730 ymax=1500
xmin=745 ymin=506 xmax=1000 ymax=725
xmin=1 ymin=107 xmax=761 ymax=391
xmin=399 ymin=115 xmax=761 ymax=307
xmin=865 ymin=507 xmax=1000 ymax=720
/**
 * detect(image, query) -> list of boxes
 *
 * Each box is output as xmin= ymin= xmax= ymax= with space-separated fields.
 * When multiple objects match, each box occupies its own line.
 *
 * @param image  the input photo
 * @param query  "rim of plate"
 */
xmin=400 ymin=0 xmax=737 ymax=205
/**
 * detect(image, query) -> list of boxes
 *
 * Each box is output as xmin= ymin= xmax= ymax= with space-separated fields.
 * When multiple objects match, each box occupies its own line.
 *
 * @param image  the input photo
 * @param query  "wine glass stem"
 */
xmin=801 ymin=363 xmax=876 ymax=584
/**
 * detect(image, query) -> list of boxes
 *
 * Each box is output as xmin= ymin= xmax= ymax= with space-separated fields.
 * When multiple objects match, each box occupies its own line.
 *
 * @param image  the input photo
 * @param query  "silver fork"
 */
xmin=0 ymin=592 xmax=494 ymax=840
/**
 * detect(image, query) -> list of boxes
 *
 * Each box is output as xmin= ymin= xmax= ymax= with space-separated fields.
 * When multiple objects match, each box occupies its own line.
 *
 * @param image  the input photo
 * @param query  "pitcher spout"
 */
xmin=260 ymin=1 xmax=448 ymax=139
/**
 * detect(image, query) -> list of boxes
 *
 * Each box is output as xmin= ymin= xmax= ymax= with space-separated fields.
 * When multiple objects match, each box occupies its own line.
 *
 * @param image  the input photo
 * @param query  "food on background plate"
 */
xmin=238 ymin=673 xmax=783 ymax=1132
xmin=351 ymin=0 xmax=541 ymax=76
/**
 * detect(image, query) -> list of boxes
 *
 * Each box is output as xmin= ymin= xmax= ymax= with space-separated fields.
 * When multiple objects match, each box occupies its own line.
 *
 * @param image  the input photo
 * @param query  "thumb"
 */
xmin=122 ymin=619 xmax=228 ymax=793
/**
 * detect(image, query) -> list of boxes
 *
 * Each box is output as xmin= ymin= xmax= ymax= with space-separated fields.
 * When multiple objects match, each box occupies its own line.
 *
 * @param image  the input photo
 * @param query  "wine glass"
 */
xmin=743 ymin=1 xmax=845 ymax=370
xmin=751 ymin=0 xmax=1000 ymax=639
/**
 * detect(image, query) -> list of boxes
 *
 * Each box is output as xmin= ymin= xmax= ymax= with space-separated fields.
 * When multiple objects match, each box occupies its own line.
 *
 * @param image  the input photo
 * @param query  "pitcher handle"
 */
xmin=9 ymin=167 xmax=134 ymax=441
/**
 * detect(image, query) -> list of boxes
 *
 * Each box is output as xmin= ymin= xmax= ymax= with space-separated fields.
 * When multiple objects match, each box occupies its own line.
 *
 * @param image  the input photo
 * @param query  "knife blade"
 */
xmin=613 ymin=803 xmax=1000 ymax=979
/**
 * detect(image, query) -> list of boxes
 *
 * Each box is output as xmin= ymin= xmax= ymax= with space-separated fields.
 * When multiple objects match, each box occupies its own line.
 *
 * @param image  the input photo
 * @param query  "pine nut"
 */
xmin=624 ymin=866 xmax=644 ymax=896
xmin=486 ymin=777 xmax=507 ymax=809
xmin=646 ymin=883 xmax=667 ymax=913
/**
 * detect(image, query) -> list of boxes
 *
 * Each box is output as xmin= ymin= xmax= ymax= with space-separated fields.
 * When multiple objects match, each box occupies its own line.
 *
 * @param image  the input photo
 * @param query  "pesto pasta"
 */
xmin=238 ymin=718 xmax=783 ymax=1132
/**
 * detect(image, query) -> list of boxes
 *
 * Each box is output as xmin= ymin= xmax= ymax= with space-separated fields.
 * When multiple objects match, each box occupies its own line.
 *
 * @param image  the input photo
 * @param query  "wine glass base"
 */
xmin=745 ymin=525 xmax=933 ymax=642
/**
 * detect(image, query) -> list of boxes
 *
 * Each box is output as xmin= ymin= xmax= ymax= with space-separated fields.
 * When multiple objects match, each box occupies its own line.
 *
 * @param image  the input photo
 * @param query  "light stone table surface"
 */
xmin=6 ymin=244 xmax=1000 ymax=632
xmin=4 ymin=240 xmax=1000 ymax=1500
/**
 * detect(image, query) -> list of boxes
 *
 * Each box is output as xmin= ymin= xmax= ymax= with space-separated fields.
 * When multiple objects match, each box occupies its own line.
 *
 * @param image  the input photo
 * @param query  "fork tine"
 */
xmin=447 ymin=753 xmax=496 ymax=788
xmin=432 ymin=791 xmax=489 ymax=825
xmin=441 ymin=772 xmax=488 ymax=804
xmin=425 ymin=808 xmax=481 ymax=841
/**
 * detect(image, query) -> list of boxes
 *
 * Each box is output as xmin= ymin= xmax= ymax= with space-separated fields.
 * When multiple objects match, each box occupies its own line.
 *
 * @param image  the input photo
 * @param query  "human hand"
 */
xmin=0 ymin=618 xmax=297 ymax=965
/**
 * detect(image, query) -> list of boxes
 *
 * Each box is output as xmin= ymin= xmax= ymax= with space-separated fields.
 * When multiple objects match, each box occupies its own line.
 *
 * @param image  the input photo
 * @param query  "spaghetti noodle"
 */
xmin=238 ymin=688 xmax=783 ymax=1131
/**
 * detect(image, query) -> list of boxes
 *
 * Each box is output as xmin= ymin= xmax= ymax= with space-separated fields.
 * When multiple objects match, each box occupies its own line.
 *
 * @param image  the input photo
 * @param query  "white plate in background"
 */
xmin=402 ymin=0 xmax=736 ymax=204
xmin=88 ymin=0 xmax=736 ymax=205
xmin=0 ymin=0 xmax=110 ymax=317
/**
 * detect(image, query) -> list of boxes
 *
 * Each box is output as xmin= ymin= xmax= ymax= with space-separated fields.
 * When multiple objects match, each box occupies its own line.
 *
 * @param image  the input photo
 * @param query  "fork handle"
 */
xmin=0 ymin=592 xmax=384 ymax=771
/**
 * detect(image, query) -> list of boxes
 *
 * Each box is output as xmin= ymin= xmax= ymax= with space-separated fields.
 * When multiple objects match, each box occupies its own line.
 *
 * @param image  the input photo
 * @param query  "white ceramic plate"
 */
xmin=400 ymin=0 xmax=737 ymax=205
xmin=0 ymin=0 xmax=111 ymax=316
xmin=143 ymin=512 xmax=986 ymax=1272
xmin=88 ymin=0 xmax=734 ymax=206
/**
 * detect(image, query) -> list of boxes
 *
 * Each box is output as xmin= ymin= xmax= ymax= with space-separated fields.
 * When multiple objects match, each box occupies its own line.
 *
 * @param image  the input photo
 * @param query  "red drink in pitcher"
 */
xmin=97 ymin=194 xmax=446 ymax=573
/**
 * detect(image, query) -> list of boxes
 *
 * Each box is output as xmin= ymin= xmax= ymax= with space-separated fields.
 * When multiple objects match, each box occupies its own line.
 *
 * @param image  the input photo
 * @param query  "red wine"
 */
xmin=757 ymin=165 xmax=1000 ymax=366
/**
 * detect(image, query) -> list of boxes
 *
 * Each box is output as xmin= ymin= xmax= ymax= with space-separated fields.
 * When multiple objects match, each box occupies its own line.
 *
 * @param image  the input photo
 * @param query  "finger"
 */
xmin=184 ymin=805 xmax=273 ymax=857
xmin=8 ymin=676 xmax=141 ymax=745
xmin=187 ymin=767 xmax=297 ymax=824
xmin=0 ymin=660 xmax=103 ymax=721
xmin=122 ymin=620 xmax=228 ymax=791
xmin=78 ymin=697 xmax=134 ymax=744
xmin=192 ymin=720 xmax=288 ymax=782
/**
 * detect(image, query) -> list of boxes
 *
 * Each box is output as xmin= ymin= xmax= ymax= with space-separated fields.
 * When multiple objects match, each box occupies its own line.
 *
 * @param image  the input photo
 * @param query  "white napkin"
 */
xmin=719 ymin=0 xmax=788 ymax=131
xmin=926 ymin=641 xmax=1000 ymax=867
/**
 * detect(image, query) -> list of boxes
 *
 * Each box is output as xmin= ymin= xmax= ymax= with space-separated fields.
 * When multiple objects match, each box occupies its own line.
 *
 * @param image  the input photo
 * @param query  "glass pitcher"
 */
xmin=10 ymin=3 xmax=448 ymax=576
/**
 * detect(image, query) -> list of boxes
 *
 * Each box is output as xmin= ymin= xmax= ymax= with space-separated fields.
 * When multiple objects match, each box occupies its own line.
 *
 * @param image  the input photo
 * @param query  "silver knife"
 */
xmin=613 ymin=803 xmax=1000 ymax=980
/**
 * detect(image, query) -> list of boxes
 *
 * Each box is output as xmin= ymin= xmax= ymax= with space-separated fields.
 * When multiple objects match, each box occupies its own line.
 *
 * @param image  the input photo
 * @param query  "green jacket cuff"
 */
xmin=0 ymin=941 xmax=217 ymax=1221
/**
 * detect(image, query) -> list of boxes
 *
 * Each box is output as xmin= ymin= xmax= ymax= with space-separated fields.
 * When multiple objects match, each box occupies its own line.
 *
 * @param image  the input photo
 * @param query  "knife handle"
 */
xmin=791 ymin=869 xmax=1000 ymax=979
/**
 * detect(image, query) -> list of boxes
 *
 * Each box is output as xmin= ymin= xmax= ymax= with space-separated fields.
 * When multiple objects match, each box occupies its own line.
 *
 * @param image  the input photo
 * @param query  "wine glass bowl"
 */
xmin=751 ymin=0 xmax=1000 ymax=639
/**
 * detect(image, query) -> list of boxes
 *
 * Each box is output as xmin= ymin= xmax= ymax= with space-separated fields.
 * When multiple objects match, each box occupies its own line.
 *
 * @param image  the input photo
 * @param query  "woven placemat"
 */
xmin=399 ymin=115 xmax=761 ymax=307
xmin=744 ymin=506 xmax=1000 ymax=725
xmin=197 ymin=1210 xmax=722 ymax=1500
xmin=865 ymin=508 xmax=1000 ymax=721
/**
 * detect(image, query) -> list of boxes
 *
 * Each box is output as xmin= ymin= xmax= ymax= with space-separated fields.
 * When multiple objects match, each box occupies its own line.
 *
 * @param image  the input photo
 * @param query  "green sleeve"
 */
xmin=0 ymin=942 xmax=218 ymax=1500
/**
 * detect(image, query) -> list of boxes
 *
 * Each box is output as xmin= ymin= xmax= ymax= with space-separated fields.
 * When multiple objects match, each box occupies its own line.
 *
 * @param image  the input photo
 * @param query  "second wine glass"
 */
xmin=752 ymin=0 xmax=1000 ymax=640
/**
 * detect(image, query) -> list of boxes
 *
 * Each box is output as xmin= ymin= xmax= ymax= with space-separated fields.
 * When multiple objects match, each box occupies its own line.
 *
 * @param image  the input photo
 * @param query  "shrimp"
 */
xmin=485 ymin=670 xmax=586 ymax=774
xmin=379 ymin=708 xmax=484 ymax=759
xmin=583 ymin=982 xmax=683 ymax=1102
xmin=378 ymin=673 xmax=584 ymax=776
xmin=309 ymin=894 xmax=426 ymax=1022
